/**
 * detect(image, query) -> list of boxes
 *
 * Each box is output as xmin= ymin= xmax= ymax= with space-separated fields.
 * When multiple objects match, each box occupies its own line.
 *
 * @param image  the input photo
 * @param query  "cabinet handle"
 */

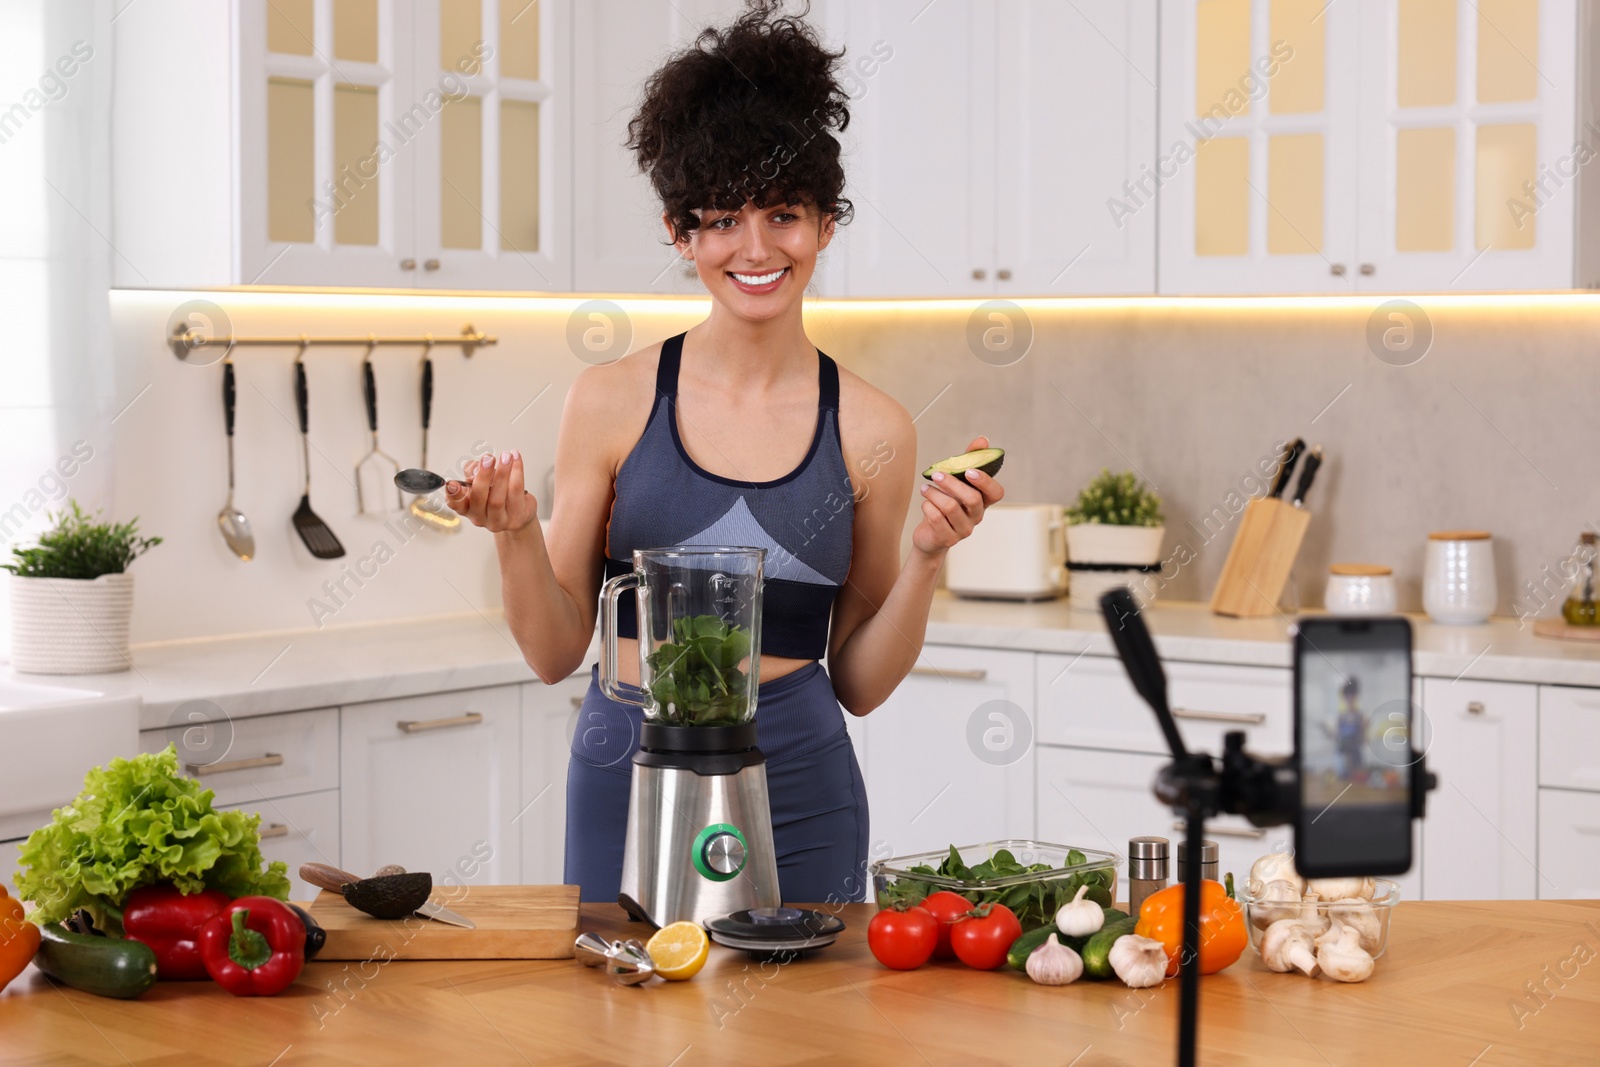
xmin=971 ymin=268 xmax=987 ymax=280
xmin=1173 ymin=820 xmax=1266 ymax=839
xmin=397 ymin=711 xmax=484 ymax=733
xmin=997 ymin=269 xmax=1012 ymax=281
xmin=1330 ymin=264 xmax=1347 ymax=276
xmin=909 ymin=665 xmax=988 ymax=681
xmin=1466 ymin=701 xmax=1485 ymax=715
xmin=1360 ymin=263 xmax=1375 ymax=276
xmin=1172 ymin=707 xmax=1266 ymax=725
xmin=400 ymin=258 xmax=416 ymax=270
xmin=186 ymin=753 xmax=283 ymax=776
xmin=259 ymin=823 xmax=290 ymax=840
xmin=424 ymin=258 xmax=441 ymax=271
xmin=570 ymin=696 xmax=585 ymax=708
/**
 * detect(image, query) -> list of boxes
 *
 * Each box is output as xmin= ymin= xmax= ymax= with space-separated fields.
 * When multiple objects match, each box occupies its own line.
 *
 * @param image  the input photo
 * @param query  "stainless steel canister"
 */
xmin=1127 ymin=836 xmax=1170 ymax=916
xmin=1176 ymin=839 xmax=1219 ymax=883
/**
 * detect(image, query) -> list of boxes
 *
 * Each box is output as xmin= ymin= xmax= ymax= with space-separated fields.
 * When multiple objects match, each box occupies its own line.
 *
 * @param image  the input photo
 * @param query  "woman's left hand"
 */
xmin=912 ymin=435 xmax=1005 ymax=558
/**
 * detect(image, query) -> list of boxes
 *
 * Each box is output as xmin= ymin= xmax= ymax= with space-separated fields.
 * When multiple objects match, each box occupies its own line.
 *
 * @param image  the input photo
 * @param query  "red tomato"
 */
xmin=919 ymin=891 xmax=973 ymax=960
xmin=867 ymin=906 xmax=939 ymax=970
xmin=949 ymin=903 xmax=1022 ymax=971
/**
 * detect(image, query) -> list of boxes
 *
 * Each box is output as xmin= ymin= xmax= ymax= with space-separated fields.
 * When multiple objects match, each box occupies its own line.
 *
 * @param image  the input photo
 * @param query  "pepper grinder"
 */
xmin=1127 ymin=836 xmax=1170 ymax=916
xmin=1176 ymin=838 xmax=1219 ymax=883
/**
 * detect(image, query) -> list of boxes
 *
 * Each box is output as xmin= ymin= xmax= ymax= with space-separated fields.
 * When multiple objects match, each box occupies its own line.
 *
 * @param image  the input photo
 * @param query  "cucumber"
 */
xmin=34 ymin=925 xmax=158 ymax=999
xmin=1007 ymin=925 xmax=1081 ymax=970
xmin=1080 ymin=916 xmax=1138 ymax=980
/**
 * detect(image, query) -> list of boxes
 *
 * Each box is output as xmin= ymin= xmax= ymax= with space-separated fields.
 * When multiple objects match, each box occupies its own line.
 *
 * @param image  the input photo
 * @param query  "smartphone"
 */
xmin=1292 ymin=616 xmax=1414 ymax=877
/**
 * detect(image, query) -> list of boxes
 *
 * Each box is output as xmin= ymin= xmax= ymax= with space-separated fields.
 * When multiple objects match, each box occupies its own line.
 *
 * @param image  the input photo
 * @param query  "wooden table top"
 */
xmin=3 ymin=898 xmax=1598 ymax=1066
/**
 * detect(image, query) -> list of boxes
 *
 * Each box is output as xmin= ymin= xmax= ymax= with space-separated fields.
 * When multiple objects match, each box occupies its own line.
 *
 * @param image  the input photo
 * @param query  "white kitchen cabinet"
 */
xmin=221 ymin=788 xmax=342 ymax=901
xmin=1537 ymin=789 xmax=1600 ymax=899
xmin=140 ymin=707 xmax=339 ymax=808
xmin=830 ymin=0 xmax=1157 ymax=296
xmin=519 ymin=672 xmax=592 ymax=885
xmin=1419 ymin=678 xmax=1538 ymax=899
xmin=1538 ymin=685 xmax=1600 ymax=791
xmin=340 ymin=684 xmax=521 ymax=884
xmin=857 ymin=645 xmax=1035 ymax=858
xmin=570 ymin=0 xmax=749 ymax=294
xmin=114 ymin=0 xmax=571 ymax=290
xmin=1158 ymin=0 xmax=1585 ymax=293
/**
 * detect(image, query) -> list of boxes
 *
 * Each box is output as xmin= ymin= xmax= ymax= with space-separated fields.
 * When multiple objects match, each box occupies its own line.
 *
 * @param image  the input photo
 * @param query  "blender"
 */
xmin=600 ymin=546 xmax=782 ymax=928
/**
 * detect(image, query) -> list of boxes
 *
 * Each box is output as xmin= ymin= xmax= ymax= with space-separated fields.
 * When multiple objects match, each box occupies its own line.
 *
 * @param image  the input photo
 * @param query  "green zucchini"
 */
xmin=34 ymin=925 xmax=158 ymax=999
xmin=1080 ymin=916 xmax=1138 ymax=980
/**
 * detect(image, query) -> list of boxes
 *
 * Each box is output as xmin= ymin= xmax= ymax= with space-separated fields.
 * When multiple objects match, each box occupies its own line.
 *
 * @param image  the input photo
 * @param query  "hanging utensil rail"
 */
xmin=169 ymin=322 xmax=496 ymax=360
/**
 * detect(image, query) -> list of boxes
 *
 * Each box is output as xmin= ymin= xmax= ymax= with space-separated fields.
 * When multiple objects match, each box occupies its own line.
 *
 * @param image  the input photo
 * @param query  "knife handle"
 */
xmin=1269 ymin=438 xmax=1305 ymax=498
xmin=300 ymin=862 xmax=362 ymax=893
xmin=1292 ymin=446 xmax=1324 ymax=507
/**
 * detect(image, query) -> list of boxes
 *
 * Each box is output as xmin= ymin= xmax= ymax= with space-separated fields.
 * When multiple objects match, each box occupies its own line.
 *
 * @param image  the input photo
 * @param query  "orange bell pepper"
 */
xmin=1135 ymin=878 xmax=1248 ymax=977
xmin=1 ymin=884 xmax=42 ymax=993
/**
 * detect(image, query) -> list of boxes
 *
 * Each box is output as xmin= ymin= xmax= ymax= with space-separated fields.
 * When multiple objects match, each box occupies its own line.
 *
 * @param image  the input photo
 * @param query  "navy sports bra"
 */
xmin=602 ymin=333 xmax=855 ymax=661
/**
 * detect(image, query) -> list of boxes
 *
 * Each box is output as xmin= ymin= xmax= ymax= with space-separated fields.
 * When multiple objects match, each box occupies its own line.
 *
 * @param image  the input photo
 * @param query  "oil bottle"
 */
xmin=1563 ymin=532 xmax=1598 ymax=626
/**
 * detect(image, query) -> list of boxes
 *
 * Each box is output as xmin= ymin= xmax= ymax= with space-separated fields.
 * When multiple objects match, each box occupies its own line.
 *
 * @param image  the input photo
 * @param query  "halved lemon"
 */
xmin=646 ymin=921 xmax=710 ymax=981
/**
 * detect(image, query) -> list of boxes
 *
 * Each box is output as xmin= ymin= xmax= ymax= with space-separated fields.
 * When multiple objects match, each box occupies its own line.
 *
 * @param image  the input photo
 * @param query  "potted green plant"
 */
xmin=1065 ymin=469 xmax=1165 ymax=611
xmin=3 ymin=501 xmax=161 ymax=674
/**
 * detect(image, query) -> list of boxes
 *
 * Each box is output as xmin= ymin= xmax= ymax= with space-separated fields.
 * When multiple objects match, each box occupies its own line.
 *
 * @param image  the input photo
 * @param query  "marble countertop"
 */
xmin=6 ymin=593 xmax=1600 ymax=730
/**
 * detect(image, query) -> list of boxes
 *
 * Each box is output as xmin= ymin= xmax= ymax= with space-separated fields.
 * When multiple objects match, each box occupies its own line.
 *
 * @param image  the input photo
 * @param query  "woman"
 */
xmin=446 ymin=1 xmax=1004 ymax=903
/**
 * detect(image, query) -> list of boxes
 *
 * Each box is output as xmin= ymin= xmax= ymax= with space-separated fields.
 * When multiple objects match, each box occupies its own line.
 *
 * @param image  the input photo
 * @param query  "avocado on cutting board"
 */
xmin=307 ymin=885 xmax=581 ymax=960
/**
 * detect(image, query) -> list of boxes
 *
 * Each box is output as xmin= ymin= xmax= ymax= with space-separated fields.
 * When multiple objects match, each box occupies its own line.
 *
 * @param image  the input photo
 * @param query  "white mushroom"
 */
xmin=1315 ymin=923 xmax=1376 ymax=983
xmin=1108 ymin=934 xmax=1169 ymax=989
xmin=1260 ymin=917 xmax=1320 ymax=977
xmin=1248 ymin=852 xmax=1305 ymax=900
xmin=1297 ymin=891 xmax=1330 ymax=935
xmin=1250 ymin=878 xmax=1305 ymax=931
xmin=1325 ymin=898 xmax=1383 ymax=955
xmin=1305 ymin=876 xmax=1375 ymax=901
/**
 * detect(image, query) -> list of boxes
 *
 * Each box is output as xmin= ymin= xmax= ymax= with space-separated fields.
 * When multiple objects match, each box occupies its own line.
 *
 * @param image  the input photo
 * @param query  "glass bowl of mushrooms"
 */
xmin=1242 ymin=877 xmax=1401 ymax=980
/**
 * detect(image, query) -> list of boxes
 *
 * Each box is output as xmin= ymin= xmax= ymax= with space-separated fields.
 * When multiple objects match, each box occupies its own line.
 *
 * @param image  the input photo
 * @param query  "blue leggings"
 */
xmin=563 ymin=661 xmax=870 ymax=905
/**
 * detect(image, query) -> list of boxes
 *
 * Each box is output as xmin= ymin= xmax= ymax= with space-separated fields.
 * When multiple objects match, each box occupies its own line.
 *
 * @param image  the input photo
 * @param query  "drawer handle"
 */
xmin=187 ymin=753 xmax=284 ymax=776
xmin=258 ymin=823 xmax=290 ymax=840
xmin=570 ymin=696 xmax=585 ymax=708
xmin=1467 ymin=701 xmax=1485 ymax=715
xmin=1173 ymin=708 xmax=1266 ymax=725
xmin=1173 ymin=820 xmax=1267 ymax=839
xmin=909 ymin=666 xmax=988 ymax=681
xmin=397 ymin=712 xmax=484 ymax=733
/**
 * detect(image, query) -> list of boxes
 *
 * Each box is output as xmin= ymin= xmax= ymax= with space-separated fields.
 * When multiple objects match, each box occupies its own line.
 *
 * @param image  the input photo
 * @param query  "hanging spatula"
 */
xmin=292 ymin=353 xmax=345 ymax=559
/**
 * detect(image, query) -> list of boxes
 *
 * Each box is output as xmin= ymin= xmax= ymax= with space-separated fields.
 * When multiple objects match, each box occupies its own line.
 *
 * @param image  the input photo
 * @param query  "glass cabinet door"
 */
xmin=410 ymin=0 xmax=571 ymax=290
xmin=1357 ymin=0 xmax=1577 ymax=290
xmin=239 ymin=0 xmax=415 ymax=287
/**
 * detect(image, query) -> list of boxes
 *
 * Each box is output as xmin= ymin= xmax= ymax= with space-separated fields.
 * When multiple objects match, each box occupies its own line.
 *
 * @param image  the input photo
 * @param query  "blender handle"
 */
xmin=599 ymin=573 xmax=646 ymax=707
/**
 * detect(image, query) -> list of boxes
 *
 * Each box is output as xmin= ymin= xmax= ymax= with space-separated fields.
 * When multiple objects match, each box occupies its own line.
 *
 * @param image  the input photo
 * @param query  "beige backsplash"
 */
xmin=97 ymin=291 xmax=1597 ymax=643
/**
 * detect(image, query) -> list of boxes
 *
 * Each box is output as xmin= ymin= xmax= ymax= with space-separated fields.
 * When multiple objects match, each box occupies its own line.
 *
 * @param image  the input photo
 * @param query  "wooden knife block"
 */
xmin=1210 ymin=497 xmax=1311 ymax=617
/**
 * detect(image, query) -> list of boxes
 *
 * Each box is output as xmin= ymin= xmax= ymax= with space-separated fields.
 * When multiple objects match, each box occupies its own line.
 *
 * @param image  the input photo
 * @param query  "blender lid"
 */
xmin=705 ymin=907 xmax=846 ymax=942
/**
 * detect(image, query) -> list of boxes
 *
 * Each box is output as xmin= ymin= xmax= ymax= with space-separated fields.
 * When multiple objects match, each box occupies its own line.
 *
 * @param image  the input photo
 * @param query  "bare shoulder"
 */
xmin=560 ymin=339 xmax=665 ymax=475
xmin=832 ymin=361 xmax=915 ymax=497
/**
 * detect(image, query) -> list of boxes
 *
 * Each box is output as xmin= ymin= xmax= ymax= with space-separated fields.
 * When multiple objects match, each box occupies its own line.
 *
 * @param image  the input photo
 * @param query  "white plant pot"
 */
xmin=8 ymin=572 xmax=135 ymax=674
xmin=1066 ymin=524 xmax=1166 ymax=612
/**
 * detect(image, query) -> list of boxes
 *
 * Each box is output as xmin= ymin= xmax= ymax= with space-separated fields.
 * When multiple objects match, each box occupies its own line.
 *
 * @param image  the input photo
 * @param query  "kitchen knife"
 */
xmin=1268 ymin=438 xmax=1305 ymax=499
xmin=1291 ymin=445 xmax=1324 ymax=508
xmin=299 ymin=862 xmax=478 ymax=929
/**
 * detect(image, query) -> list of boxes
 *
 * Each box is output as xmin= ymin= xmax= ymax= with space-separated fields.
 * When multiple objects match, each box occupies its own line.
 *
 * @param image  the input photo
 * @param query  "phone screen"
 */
xmin=1294 ymin=617 xmax=1414 ymax=877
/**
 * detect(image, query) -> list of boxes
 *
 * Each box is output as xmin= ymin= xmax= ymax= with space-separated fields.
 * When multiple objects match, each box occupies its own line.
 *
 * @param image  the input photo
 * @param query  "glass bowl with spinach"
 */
xmin=871 ymin=840 xmax=1121 ymax=932
xmin=643 ymin=614 xmax=756 ymax=726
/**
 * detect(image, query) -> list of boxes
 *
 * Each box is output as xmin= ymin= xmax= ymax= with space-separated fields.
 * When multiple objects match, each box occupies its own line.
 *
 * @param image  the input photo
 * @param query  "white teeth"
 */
xmin=730 ymin=269 xmax=786 ymax=286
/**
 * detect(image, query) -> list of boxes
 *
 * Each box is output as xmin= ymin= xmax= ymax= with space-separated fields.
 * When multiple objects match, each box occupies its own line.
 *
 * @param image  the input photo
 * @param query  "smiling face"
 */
xmin=671 ymin=200 xmax=836 ymax=323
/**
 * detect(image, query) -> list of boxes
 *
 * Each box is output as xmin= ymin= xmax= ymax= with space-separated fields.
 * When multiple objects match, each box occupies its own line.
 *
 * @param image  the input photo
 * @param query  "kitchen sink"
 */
xmin=0 ymin=676 xmax=139 ymax=839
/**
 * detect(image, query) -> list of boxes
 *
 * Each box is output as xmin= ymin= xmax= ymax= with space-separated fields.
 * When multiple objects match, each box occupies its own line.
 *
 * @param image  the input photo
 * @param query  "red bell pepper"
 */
xmin=198 ymin=897 xmax=305 ymax=996
xmin=122 ymin=884 xmax=231 ymax=980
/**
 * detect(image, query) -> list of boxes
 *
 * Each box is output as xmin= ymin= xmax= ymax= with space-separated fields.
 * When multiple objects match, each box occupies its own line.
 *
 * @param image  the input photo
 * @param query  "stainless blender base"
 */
xmin=618 ymin=762 xmax=781 ymax=928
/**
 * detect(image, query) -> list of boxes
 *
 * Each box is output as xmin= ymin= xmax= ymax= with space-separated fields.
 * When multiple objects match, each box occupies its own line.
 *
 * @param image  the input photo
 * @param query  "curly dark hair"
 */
xmin=626 ymin=0 xmax=853 ymax=241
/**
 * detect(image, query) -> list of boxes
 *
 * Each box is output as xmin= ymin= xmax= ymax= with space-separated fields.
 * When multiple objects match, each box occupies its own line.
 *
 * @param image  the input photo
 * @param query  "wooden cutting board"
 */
xmin=1533 ymin=617 xmax=1600 ymax=642
xmin=307 ymin=884 xmax=581 ymax=960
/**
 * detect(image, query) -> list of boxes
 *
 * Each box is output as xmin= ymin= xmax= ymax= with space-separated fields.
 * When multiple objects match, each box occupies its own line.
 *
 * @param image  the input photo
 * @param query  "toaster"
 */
xmin=944 ymin=503 xmax=1068 ymax=600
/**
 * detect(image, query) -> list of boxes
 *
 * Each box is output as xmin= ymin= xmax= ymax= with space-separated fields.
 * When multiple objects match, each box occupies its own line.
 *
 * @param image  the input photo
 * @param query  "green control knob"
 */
xmin=692 ymin=823 xmax=748 ymax=882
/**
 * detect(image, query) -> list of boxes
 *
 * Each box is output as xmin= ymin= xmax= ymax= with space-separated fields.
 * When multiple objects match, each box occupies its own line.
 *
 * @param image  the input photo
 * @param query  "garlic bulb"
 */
xmin=1326 ymin=899 xmax=1383 ymax=955
xmin=1316 ymin=923 xmax=1376 ymax=982
xmin=1108 ymin=934 xmax=1169 ymax=989
xmin=1260 ymin=917 xmax=1320 ymax=977
xmin=1248 ymin=851 xmax=1305 ymax=900
xmin=1053 ymin=884 xmax=1105 ymax=937
xmin=1250 ymin=878 xmax=1304 ymax=930
xmin=1305 ymin=876 xmax=1374 ymax=901
xmin=1026 ymin=934 xmax=1083 ymax=986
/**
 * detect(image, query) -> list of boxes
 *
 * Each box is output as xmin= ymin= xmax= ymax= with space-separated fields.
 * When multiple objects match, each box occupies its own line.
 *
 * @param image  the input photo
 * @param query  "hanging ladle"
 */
xmin=216 ymin=350 xmax=255 ymax=561
xmin=407 ymin=341 xmax=461 ymax=532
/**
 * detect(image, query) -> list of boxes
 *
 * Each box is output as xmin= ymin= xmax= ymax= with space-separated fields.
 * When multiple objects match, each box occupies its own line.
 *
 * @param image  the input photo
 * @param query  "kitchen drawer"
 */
xmin=141 ymin=706 xmax=338 ymax=806
xmin=1036 ymin=654 xmax=1290 ymax=756
xmin=1537 ymin=789 xmax=1600 ymax=899
xmin=1539 ymin=686 xmax=1600 ymax=791
xmin=220 ymin=788 xmax=340 ymax=902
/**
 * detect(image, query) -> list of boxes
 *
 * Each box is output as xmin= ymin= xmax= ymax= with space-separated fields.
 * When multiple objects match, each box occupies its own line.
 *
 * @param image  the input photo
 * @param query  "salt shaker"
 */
xmin=1127 ymin=836 xmax=1170 ymax=915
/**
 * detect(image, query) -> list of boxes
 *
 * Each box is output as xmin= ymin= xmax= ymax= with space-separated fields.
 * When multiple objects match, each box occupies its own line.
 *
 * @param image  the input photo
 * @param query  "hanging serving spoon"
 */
xmin=408 ymin=344 xmax=460 ymax=532
xmin=216 ymin=353 xmax=255 ymax=560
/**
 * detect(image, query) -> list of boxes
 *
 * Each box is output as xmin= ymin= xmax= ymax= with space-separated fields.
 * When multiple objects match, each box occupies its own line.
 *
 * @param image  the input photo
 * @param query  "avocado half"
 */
xmin=922 ymin=447 xmax=1004 ymax=481
xmin=342 ymin=871 xmax=433 ymax=920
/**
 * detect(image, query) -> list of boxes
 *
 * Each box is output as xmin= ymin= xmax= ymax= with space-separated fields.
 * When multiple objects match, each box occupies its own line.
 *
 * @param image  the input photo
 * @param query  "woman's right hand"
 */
xmin=445 ymin=450 xmax=539 ymax=534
